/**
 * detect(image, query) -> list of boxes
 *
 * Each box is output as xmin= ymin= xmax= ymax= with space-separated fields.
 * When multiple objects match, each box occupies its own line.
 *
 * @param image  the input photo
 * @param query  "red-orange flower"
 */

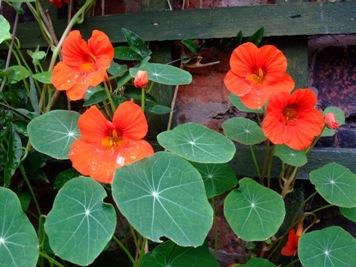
xmin=262 ymin=89 xmax=324 ymax=150
xmin=281 ymin=223 xmax=303 ymax=257
xmin=69 ymin=101 xmax=154 ymax=183
xmin=49 ymin=0 xmax=68 ymax=8
xmin=52 ymin=30 xmax=114 ymax=101
xmin=224 ymin=42 xmax=295 ymax=109
xmin=325 ymin=112 xmax=339 ymax=129
xmin=134 ymin=70 xmax=149 ymax=88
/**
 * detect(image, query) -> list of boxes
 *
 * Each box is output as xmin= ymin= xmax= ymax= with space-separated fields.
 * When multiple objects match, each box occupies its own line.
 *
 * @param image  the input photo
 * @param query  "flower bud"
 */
xmin=134 ymin=70 xmax=149 ymax=89
xmin=325 ymin=112 xmax=339 ymax=129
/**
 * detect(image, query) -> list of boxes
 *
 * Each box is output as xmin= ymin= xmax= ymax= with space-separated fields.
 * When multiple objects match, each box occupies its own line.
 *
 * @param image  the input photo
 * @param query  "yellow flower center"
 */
xmin=283 ymin=106 xmax=298 ymax=121
xmin=101 ymin=129 xmax=123 ymax=148
xmin=246 ymin=68 xmax=265 ymax=85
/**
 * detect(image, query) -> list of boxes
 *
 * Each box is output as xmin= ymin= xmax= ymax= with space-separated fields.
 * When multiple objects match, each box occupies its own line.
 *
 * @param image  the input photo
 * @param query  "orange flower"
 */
xmin=325 ymin=112 xmax=339 ymax=129
xmin=52 ymin=30 xmax=114 ymax=101
xmin=281 ymin=223 xmax=303 ymax=257
xmin=262 ymin=89 xmax=324 ymax=150
xmin=69 ymin=101 xmax=154 ymax=183
xmin=134 ymin=70 xmax=149 ymax=88
xmin=224 ymin=42 xmax=294 ymax=109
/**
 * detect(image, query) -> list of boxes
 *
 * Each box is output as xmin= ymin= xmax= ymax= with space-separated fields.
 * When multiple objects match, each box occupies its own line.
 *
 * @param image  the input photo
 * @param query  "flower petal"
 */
xmin=229 ymin=42 xmax=258 ymax=77
xmin=51 ymin=62 xmax=80 ymax=91
xmin=88 ymin=30 xmax=114 ymax=67
xmin=113 ymin=101 xmax=148 ymax=140
xmin=61 ymin=30 xmax=90 ymax=68
xmin=258 ymin=45 xmax=287 ymax=83
xmin=240 ymin=87 xmax=267 ymax=110
xmin=264 ymin=74 xmax=295 ymax=100
xmin=78 ymin=106 xmax=113 ymax=143
xmin=224 ymin=71 xmax=252 ymax=97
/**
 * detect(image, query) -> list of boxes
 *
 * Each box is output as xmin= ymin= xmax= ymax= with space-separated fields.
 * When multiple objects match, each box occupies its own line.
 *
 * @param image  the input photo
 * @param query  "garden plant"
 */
xmin=0 ymin=1 xmax=355 ymax=267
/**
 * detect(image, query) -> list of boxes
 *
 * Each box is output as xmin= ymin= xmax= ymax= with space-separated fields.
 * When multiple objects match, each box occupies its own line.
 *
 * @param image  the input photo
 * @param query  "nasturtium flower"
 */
xmin=134 ymin=70 xmax=149 ymax=88
xmin=224 ymin=42 xmax=295 ymax=109
xmin=262 ymin=89 xmax=324 ymax=150
xmin=69 ymin=101 xmax=154 ymax=183
xmin=325 ymin=112 xmax=339 ymax=129
xmin=52 ymin=30 xmax=114 ymax=101
xmin=49 ymin=0 xmax=68 ymax=8
xmin=281 ymin=223 xmax=303 ymax=257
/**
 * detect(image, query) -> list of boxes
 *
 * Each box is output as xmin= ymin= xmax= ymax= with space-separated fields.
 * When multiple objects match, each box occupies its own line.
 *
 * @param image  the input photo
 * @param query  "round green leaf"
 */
xmin=224 ymin=178 xmax=285 ymax=241
xmin=192 ymin=162 xmax=237 ymax=198
xmin=274 ymin=145 xmax=307 ymax=167
xmin=321 ymin=106 xmax=345 ymax=137
xmin=230 ymin=94 xmax=264 ymax=113
xmin=240 ymin=257 xmax=277 ymax=267
xmin=340 ymin=207 xmax=356 ymax=222
xmin=32 ymin=71 xmax=52 ymax=84
xmin=44 ymin=177 xmax=116 ymax=266
xmin=309 ymin=163 xmax=356 ymax=207
xmin=223 ymin=117 xmax=266 ymax=145
xmin=298 ymin=226 xmax=356 ymax=267
xmin=0 ymin=15 xmax=11 ymax=44
xmin=0 ymin=187 xmax=39 ymax=267
xmin=112 ymin=152 xmax=213 ymax=247
xmin=141 ymin=241 xmax=218 ymax=267
xmin=130 ymin=62 xmax=192 ymax=85
xmin=157 ymin=123 xmax=236 ymax=164
xmin=28 ymin=110 xmax=80 ymax=159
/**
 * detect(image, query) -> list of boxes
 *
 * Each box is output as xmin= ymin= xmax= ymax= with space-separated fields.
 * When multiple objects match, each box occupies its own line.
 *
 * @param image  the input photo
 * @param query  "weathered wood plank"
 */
xmin=231 ymin=145 xmax=356 ymax=180
xmin=15 ymin=1 xmax=356 ymax=48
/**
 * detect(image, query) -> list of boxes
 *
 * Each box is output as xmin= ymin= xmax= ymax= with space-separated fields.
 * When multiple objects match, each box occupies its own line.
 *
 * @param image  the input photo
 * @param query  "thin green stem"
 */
xmin=285 ymin=257 xmax=300 ymax=267
xmin=39 ymin=252 xmax=64 ymax=267
xmin=141 ymin=88 xmax=146 ymax=112
xmin=112 ymin=235 xmax=135 ymax=264
xmin=19 ymin=164 xmax=41 ymax=216
xmin=211 ymin=198 xmax=219 ymax=255
xmin=249 ymin=145 xmax=261 ymax=180
xmin=146 ymin=81 xmax=155 ymax=94
xmin=302 ymin=191 xmax=318 ymax=207
xmin=104 ymin=81 xmax=116 ymax=114
xmin=306 ymin=204 xmax=333 ymax=214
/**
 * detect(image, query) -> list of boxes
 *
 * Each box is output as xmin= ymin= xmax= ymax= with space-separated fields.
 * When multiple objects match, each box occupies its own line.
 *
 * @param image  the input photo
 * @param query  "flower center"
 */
xmin=283 ymin=106 xmax=298 ymax=121
xmin=246 ymin=68 xmax=265 ymax=85
xmin=101 ymin=129 xmax=123 ymax=148
xmin=80 ymin=53 xmax=97 ymax=72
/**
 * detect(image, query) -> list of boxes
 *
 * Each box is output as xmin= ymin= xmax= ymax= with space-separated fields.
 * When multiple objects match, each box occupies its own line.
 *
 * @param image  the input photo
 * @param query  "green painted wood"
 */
xmin=15 ymin=1 xmax=356 ymax=48
xmin=230 ymin=145 xmax=356 ymax=180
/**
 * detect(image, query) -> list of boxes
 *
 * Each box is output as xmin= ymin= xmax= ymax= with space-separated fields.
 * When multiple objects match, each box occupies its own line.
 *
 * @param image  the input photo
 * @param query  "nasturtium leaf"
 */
xmin=224 ymin=178 xmax=285 ymax=241
xmin=340 ymin=207 xmax=356 ymax=222
xmin=141 ymin=241 xmax=218 ymax=267
xmin=192 ymin=162 xmax=237 ymax=199
xmin=298 ymin=226 xmax=356 ymax=267
xmin=112 ymin=152 xmax=213 ymax=247
xmin=4 ymin=125 xmax=22 ymax=187
xmin=32 ymin=71 xmax=51 ymax=84
xmin=274 ymin=145 xmax=307 ymax=167
xmin=229 ymin=94 xmax=264 ymax=113
xmin=0 ymin=187 xmax=39 ymax=267
xmin=28 ymin=110 xmax=80 ymax=159
xmin=83 ymin=86 xmax=107 ymax=107
xmin=121 ymin=28 xmax=151 ymax=58
xmin=321 ymin=106 xmax=345 ymax=137
xmin=6 ymin=65 xmax=30 ymax=84
xmin=0 ymin=15 xmax=11 ymax=44
xmin=240 ymin=257 xmax=277 ymax=267
xmin=44 ymin=177 xmax=116 ymax=266
xmin=114 ymin=46 xmax=142 ymax=61
xmin=130 ymin=62 xmax=192 ymax=85
xmin=108 ymin=62 xmax=127 ymax=77
xmin=309 ymin=163 xmax=356 ymax=207
xmin=157 ymin=123 xmax=236 ymax=164
xmin=223 ymin=117 xmax=266 ymax=145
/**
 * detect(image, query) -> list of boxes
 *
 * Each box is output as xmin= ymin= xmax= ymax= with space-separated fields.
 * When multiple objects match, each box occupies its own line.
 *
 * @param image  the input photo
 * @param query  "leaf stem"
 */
xmin=19 ymin=164 xmax=41 ymax=216
xmin=104 ymin=81 xmax=116 ymax=114
xmin=306 ymin=204 xmax=334 ymax=214
xmin=39 ymin=252 xmax=64 ymax=267
xmin=249 ymin=145 xmax=261 ymax=180
xmin=141 ymin=88 xmax=146 ymax=112
xmin=112 ymin=235 xmax=135 ymax=264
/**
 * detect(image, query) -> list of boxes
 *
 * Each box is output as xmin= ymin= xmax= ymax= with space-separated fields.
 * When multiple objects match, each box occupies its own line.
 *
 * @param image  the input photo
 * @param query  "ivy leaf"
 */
xmin=108 ymin=62 xmax=128 ymax=77
xmin=28 ymin=110 xmax=80 ymax=159
xmin=340 ymin=207 xmax=356 ymax=223
xmin=141 ymin=241 xmax=218 ymax=267
xmin=181 ymin=39 xmax=199 ymax=54
xmin=192 ymin=162 xmax=237 ymax=198
xmin=112 ymin=152 xmax=213 ymax=247
xmin=274 ymin=145 xmax=307 ymax=167
xmin=298 ymin=226 xmax=356 ymax=267
xmin=0 ymin=15 xmax=11 ymax=44
xmin=32 ymin=71 xmax=52 ymax=84
xmin=53 ymin=168 xmax=80 ymax=190
xmin=122 ymin=28 xmax=151 ymax=58
xmin=321 ymin=106 xmax=345 ymax=137
xmin=6 ymin=65 xmax=30 ymax=84
xmin=130 ymin=62 xmax=192 ymax=86
xmin=246 ymin=27 xmax=264 ymax=46
xmin=83 ymin=86 xmax=107 ymax=107
xmin=114 ymin=46 xmax=142 ymax=61
xmin=4 ymin=125 xmax=22 ymax=187
xmin=223 ymin=117 xmax=266 ymax=145
xmin=230 ymin=94 xmax=264 ymax=113
xmin=44 ymin=177 xmax=116 ymax=266
xmin=309 ymin=163 xmax=356 ymax=207
xmin=146 ymin=104 xmax=171 ymax=115
xmin=224 ymin=178 xmax=285 ymax=241
xmin=0 ymin=187 xmax=39 ymax=267
xmin=157 ymin=123 xmax=236 ymax=164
